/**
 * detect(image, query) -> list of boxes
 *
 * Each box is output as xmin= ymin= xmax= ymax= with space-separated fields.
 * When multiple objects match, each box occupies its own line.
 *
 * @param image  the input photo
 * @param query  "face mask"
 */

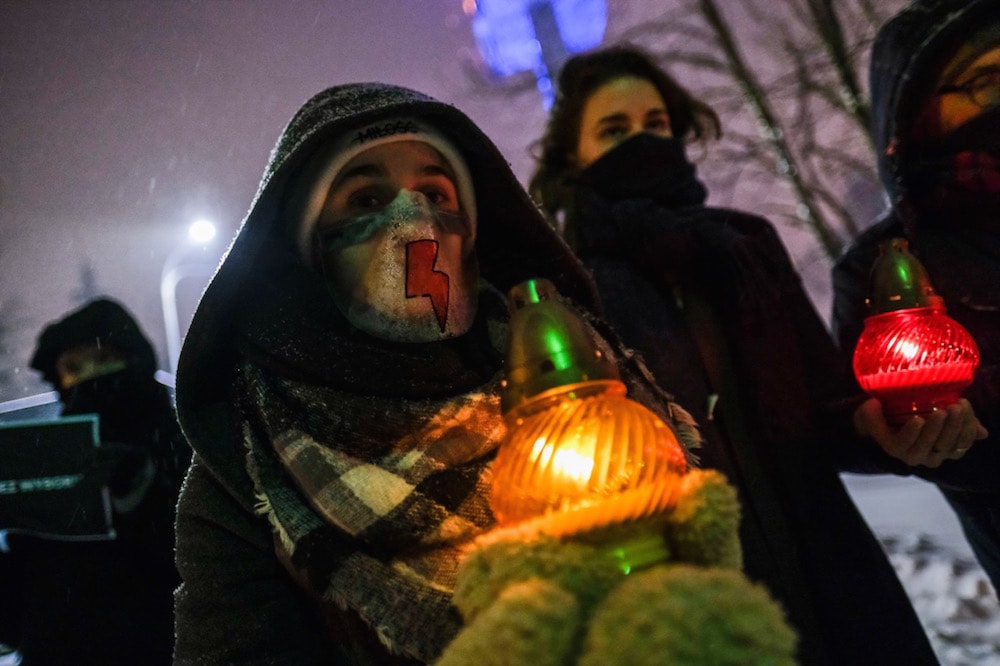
xmin=315 ymin=190 xmax=479 ymax=342
xmin=59 ymin=368 xmax=155 ymax=439
xmin=907 ymin=105 xmax=1000 ymax=195
xmin=576 ymin=133 xmax=707 ymax=207
xmin=904 ymin=106 xmax=1000 ymax=233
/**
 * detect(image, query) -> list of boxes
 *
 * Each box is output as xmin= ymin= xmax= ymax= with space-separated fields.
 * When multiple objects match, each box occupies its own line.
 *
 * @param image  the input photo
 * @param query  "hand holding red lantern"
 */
xmin=852 ymin=238 xmax=986 ymax=464
xmin=852 ymin=397 xmax=984 ymax=466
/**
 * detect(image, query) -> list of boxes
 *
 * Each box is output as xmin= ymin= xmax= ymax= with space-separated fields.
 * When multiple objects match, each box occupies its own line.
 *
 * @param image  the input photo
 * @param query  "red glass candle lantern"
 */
xmin=853 ymin=238 xmax=979 ymax=425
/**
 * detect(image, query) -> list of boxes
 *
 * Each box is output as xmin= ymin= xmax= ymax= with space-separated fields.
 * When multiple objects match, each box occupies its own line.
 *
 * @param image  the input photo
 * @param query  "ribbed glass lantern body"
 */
xmin=853 ymin=305 xmax=980 ymax=424
xmin=490 ymin=379 xmax=688 ymax=530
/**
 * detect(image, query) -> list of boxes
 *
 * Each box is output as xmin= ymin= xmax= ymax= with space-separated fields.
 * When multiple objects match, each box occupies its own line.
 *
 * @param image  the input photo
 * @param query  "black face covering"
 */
xmin=60 ymin=368 xmax=158 ymax=443
xmin=576 ymin=133 xmax=708 ymax=208
xmin=898 ymin=106 xmax=1000 ymax=307
xmin=905 ymin=105 xmax=1000 ymax=229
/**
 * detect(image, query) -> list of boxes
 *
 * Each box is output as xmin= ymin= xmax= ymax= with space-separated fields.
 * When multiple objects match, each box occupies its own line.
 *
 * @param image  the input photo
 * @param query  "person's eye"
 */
xmin=416 ymin=177 xmax=458 ymax=209
xmin=346 ymin=190 xmax=384 ymax=211
xmin=598 ymin=124 xmax=629 ymax=140
xmin=62 ymin=360 xmax=84 ymax=375
xmin=421 ymin=187 xmax=453 ymax=207
xmin=645 ymin=118 xmax=669 ymax=131
xmin=968 ymin=68 xmax=1000 ymax=91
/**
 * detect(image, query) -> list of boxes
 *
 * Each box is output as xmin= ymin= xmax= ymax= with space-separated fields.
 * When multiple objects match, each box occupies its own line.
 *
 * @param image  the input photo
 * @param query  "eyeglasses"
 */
xmin=937 ymin=66 xmax=1000 ymax=109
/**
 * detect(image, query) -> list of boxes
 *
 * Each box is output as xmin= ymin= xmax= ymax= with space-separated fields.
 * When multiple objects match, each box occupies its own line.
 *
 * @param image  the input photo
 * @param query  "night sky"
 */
xmin=0 ymin=0 xmax=556 ymax=399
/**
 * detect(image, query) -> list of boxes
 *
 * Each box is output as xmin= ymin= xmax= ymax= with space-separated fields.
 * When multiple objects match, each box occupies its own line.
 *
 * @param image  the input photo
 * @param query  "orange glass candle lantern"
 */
xmin=490 ymin=279 xmax=688 ymax=537
xmin=853 ymin=238 xmax=979 ymax=425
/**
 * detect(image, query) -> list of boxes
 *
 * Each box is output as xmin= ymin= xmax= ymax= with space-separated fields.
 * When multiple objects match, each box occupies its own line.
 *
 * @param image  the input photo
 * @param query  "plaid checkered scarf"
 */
xmin=240 ymin=362 xmax=505 ymax=661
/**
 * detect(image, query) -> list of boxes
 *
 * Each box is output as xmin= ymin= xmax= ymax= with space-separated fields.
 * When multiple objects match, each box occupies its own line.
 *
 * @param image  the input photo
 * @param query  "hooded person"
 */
xmin=30 ymin=298 xmax=191 ymax=511
xmin=171 ymin=82 xmax=703 ymax=664
xmin=0 ymin=298 xmax=188 ymax=665
xmin=832 ymin=0 xmax=1000 ymax=593
xmin=528 ymin=44 xmax=939 ymax=664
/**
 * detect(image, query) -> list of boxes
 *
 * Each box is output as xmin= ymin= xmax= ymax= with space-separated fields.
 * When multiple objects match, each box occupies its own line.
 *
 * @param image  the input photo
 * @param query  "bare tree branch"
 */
xmin=804 ymin=0 xmax=872 ymax=137
xmin=696 ymin=0 xmax=845 ymax=257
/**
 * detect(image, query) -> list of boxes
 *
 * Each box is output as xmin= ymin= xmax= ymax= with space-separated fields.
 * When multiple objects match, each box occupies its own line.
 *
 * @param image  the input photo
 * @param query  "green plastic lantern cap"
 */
xmin=501 ymin=279 xmax=620 ymax=415
xmin=867 ymin=238 xmax=944 ymax=314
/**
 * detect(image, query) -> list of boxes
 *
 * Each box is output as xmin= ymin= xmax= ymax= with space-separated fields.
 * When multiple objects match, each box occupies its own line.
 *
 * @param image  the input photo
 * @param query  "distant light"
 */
xmin=469 ymin=0 xmax=606 ymax=108
xmin=188 ymin=219 xmax=216 ymax=244
xmin=470 ymin=0 xmax=605 ymax=76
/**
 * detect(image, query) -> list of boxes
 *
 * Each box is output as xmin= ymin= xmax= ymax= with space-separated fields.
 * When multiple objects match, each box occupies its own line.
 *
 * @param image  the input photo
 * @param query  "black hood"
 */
xmin=870 ymin=0 xmax=1000 ymax=202
xmin=30 ymin=298 xmax=158 ymax=388
xmin=175 ymin=82 xmax=599 ymax=466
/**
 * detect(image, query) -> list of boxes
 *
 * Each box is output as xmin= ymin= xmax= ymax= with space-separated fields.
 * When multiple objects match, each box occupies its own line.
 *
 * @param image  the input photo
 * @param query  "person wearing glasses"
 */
xmin=832 ymin=0 xmax=1000 ymax=594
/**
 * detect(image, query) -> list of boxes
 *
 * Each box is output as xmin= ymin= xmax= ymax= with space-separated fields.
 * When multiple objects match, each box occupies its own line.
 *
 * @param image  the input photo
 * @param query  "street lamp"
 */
xmin=187 ymin=219 xmax=217 ymax=245
xmin=160 ymin=220 xmax=218 ymax=380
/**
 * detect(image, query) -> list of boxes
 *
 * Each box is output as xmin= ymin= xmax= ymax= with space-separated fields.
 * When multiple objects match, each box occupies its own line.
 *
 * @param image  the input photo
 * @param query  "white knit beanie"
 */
xmin=291 ymin=116 xmax=477 ymax=260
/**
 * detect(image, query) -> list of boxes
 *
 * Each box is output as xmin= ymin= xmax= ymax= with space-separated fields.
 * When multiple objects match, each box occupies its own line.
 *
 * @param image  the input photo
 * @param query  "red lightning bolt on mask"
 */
xmin=405 ymin=239 xmax=450 ymax=332
xmin=317 ymin=190 xmax=478 ymax=342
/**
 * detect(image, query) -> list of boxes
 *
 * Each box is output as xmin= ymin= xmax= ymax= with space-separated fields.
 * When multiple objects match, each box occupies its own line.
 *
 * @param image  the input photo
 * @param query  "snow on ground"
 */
xmin=844 ymin=473 xmax=1000 ymax=665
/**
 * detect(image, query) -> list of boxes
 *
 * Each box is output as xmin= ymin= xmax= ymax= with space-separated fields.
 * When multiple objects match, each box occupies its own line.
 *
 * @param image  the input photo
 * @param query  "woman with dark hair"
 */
xmin=530 ymin=46 xmax=719 ymax=249
xmin=529 ymin=44 xmax=940 ymax=664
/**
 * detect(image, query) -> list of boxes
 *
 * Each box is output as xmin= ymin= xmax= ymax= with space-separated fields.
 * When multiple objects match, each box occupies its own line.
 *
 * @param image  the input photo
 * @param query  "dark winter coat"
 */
xmin=832 ymin=0 xmax=1000 ymax=591
xmin=0 ymin=298 xmax=187 ymax=665
xmin=172 ymin=83 xmax=695 ymax=664
xmin=564 ymin=135 xmax=937 ymax=665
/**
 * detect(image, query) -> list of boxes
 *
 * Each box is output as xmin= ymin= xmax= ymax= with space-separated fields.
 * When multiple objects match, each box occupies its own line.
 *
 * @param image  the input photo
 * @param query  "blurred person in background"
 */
xmin=833 ymin=0 xmax=999 ymax=594
xmin=0 ymin=298 xmax=189 ymax=664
